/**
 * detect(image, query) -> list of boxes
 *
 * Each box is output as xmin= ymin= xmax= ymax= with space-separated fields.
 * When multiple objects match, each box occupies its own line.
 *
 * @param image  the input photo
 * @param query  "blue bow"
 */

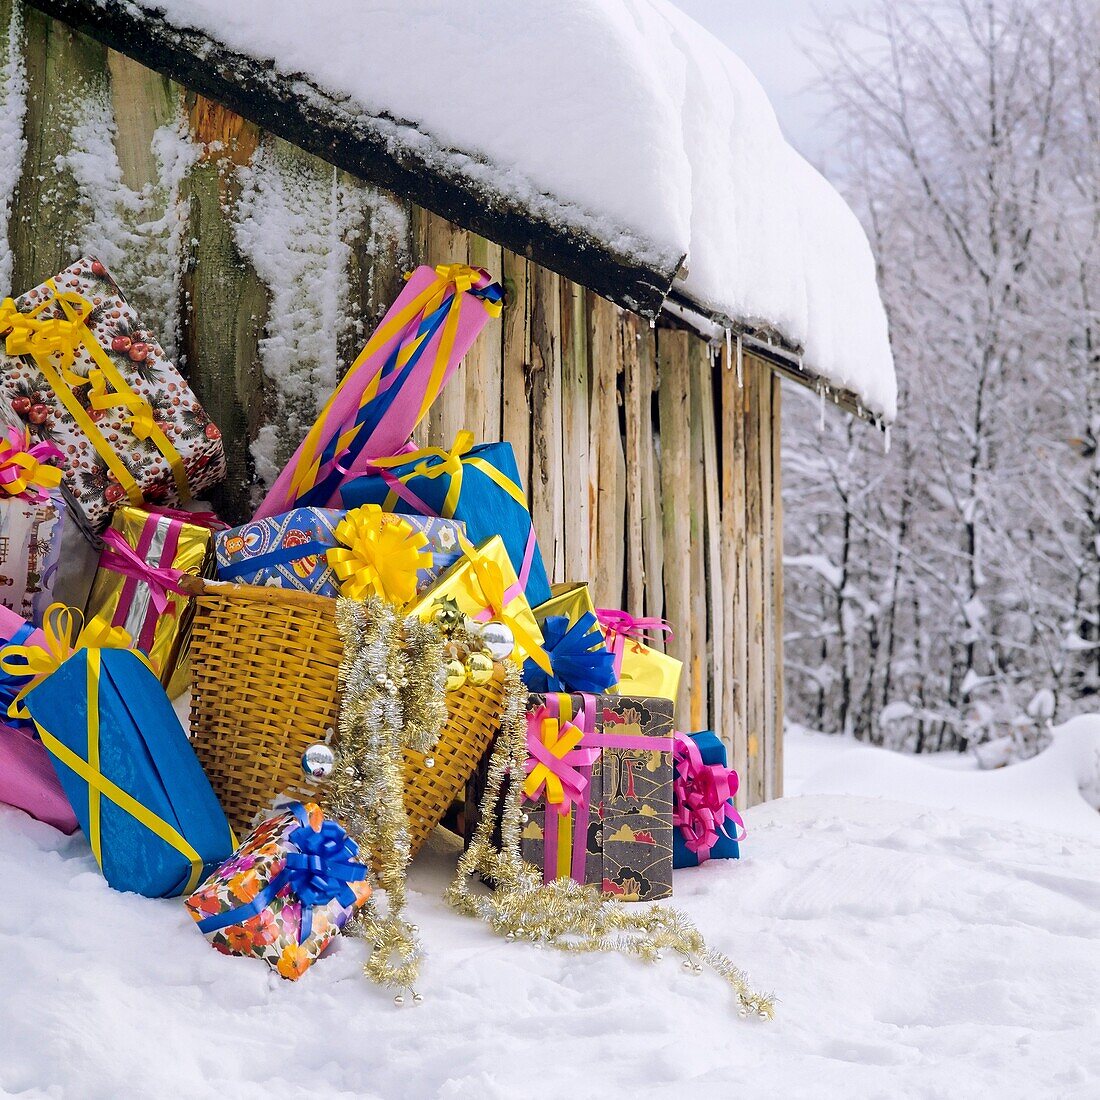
xmin=0 ymin=622 xmax=37 ymax=732
xmin=196 ymin=803 xmax=367 ymax=944
xmin=522 ymin=612 xmax=617 ymax=694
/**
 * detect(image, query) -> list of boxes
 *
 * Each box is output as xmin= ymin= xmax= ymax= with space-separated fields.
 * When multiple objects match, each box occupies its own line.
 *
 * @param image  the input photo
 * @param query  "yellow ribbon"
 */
xmin=0 ymin=602 xmax=134 ymax=719
xmin=31 ymin=649 xmax=204 ymax=894
xmin=326 ymin=504 xmax=432 ymax=606
xmin=522 ymin=715 xmax=585 ymax=807
xmin=458 ymin=536 xmax=552 ymax=674
xmin=288 ymin=263 xmax=501 ymax=504
xmin=0 ymin=284 xmax=189 ymax=505
xmin=0 ymin=429 xmax=63 ymax=499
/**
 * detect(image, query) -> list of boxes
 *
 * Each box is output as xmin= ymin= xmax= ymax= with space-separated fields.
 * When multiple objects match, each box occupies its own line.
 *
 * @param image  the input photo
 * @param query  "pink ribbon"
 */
xmin=101 ymin=526 xmax=189 ymax=651
xmin=0 ymin=427 xmax=64 ymax=504
xmin=595 ymin=608 xmax=673 ymax=677
xmin=138 ymin=503 xmax=229 ymax=531
xmin=672 ymin=731 xmax=745 ymax=861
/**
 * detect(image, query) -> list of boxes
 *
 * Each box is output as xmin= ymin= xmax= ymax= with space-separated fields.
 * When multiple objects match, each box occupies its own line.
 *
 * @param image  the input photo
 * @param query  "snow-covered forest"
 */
xmin=783 ymin=0 xmax=1100 ymax=758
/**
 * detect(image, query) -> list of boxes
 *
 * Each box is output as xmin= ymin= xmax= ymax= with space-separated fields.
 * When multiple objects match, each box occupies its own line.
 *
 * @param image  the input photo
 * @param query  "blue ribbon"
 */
xmin=196 ymin=803 xmax=367 ymax=944
xmin=0 ymin=621 xmax=38 ymax=731
xmin=522 ymin=612 xmax=617 ymax=694
xmin=217 ymin=538 xmax=332 ymax=581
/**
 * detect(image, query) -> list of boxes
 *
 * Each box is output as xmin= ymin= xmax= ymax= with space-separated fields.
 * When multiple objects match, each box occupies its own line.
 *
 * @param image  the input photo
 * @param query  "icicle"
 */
xmin=818 ymin=386 xmax=825 ymax=430
xmin=725 ymin=327 xmax=732 ymax=370
xmin=649 ymin=317 xmax=656 ymax=330
xmin=883 ymin=424 xmax=891 ymax=454
xmin=735 ymin=331 xmax=743 ymax=388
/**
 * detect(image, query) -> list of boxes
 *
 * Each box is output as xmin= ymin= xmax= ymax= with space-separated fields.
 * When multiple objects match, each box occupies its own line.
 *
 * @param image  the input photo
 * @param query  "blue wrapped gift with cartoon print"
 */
xmin=25 ymin=647 xmax=234 ymax=898
xmin=672 ymin=730 xmax=744 ymax=869
xmin=339 ymin=432 xmax=552 ymax=608
xmin=214 ymin=506 xmax=464 ymax=598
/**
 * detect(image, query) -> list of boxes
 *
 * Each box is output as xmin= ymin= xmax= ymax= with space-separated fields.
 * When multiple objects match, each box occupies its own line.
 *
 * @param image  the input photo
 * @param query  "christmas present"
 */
xmin=596 ymin=608 xmax=683 ymax=703
xmin=340 ymin=432 xmax=552 ymax=609
xmin=0 ymin=605 xmax=77 ymax=831
xmin=23 ymin=645 xmax=234 ymax=897
xmin=0 ymin=257 xmax=226 ymax=535
xmin=520 ymin=691 xmax=674 ymax=901
xmin=524 ymin=582 xmax=616 ymax=694
xmin=0 ymin=426 xmax=66 ymax=622
xmin=185 ymin=801 xmax=371 ymax=980
xmin=214 ymin=504 xmax=463 ymax=605
xmin=257 ymin=264 xmax=503 ymax=519
xmin=673 ymin=731 xmax=744 ymax=869
xmin=407 ymin=534 xmax=550 ymax=674
xmin=84 ymin=505 xmax=219 ymax=694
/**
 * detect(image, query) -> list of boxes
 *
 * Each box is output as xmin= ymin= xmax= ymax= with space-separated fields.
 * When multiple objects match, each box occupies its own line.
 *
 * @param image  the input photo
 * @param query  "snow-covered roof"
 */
xmin=65 ymin=0 xmax=897 ymax=419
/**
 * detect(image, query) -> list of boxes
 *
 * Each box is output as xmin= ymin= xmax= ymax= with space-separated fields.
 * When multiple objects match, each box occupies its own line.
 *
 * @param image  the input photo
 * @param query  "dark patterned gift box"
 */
xmin=466 ymin=692 xmax=675 ymax=902
xmin=0 ymin=257 xmax=226 ymax=535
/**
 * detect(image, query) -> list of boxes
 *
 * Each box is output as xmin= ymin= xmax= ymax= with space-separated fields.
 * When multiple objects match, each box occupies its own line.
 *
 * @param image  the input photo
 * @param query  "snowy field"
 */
xmin=2 ymin=722 xmax=1098 ymax=1099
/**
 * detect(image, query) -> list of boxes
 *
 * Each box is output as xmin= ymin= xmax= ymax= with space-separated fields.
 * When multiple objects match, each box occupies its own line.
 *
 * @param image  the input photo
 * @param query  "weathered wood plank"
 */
xmin=623 ymin=312 xmax=646 ymax=615
xmin=588 ymin=293 xmax=625 ymax=610
xmin=560 ymin=278 xmax=590 ymax=583
xmin=722 ymin=346 xmax=749 ymax=803
xmin=700 ymin=348 xmax=725 ymax=741
xmin=759 ymin=357 xmax=777 ymax=803
xmin=106 ymin=48 xmax=175 ymax=190
xmin=657 ymin=329 xmax=692 ymax=725
xmin=528 ymin=264 xmax=564 ymax=581
xmin=11 ymin=5 xmax=106 ymax=293
xmin=180 ymin=94 xmax=266 ymax=524
xmin=744 ymin=357 xmax=767 ymax=806
xmin=638 ymin=327 xmax=665 ymax=631
xmin=771 ymin=371 xmax=785 ymax=799
xmin=688 ymin=340 xmax=709 ymax=731
xmin=500 ymin=248 xmax=531 ymax=500
xmin=465 ymin=234 xmax=503 ymax=444
xmin=424 ymin=211 xmax=467 ymax=451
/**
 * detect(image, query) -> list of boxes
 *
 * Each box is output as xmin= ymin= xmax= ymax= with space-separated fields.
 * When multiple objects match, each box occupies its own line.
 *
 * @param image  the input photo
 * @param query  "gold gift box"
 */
xmin=84 ymin=506 xmax=215 ymax=697
xmin=408 ymin=534 xmax=544 ymax=665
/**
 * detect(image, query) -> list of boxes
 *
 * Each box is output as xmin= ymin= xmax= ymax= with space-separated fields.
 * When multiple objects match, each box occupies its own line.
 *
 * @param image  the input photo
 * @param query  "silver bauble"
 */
xmin=301 ymin=742 xmax=335 ymax=780
xmin=481 ymin=621 xmax=515 ymax=661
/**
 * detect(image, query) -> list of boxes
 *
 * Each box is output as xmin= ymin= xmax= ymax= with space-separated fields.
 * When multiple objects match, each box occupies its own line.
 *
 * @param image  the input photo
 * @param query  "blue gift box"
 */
xmin=340 ymin=436 xmax=552 ymax=608
xmin=673 ymin=730 xmax=741 ymax=869
xmin=25 ymin=647 xmax=234 ymax=898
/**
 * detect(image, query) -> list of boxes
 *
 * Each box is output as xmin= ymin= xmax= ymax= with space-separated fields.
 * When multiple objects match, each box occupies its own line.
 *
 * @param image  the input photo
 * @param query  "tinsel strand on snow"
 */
xmin=445 ymin=658 xmax=775 ymax=1019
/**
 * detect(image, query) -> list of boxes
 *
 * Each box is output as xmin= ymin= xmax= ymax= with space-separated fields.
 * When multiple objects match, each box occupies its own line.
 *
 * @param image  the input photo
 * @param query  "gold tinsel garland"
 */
xmin=321 ymin=597 xmax=774 ymax=1017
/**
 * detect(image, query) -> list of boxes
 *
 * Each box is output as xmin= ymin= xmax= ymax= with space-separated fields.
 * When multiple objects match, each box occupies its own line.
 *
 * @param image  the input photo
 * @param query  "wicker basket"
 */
xmin=188 ymin=582 xmax=505 ymax=856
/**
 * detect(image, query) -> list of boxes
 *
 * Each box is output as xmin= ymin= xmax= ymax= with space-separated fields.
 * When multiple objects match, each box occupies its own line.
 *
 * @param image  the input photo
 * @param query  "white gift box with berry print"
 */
xmin=0 ymin=258 xmax=227 ymax=536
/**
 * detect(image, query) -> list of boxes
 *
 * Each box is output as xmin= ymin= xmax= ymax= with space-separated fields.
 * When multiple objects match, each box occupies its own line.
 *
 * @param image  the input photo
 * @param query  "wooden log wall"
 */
xmin=0 ymin=5 xmax=784 ymax=806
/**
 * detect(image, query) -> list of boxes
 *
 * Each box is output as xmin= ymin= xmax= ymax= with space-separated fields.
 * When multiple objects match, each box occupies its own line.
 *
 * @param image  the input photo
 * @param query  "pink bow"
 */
xmin=0 ymin=426 xmax=64 ymax=504
xmin=672 ymin=732 xmax=745 ymax=861
xmin=595 ymin=608 xmax=674 ymax=644
xmin=139 ymin=503 xmax=229 ymax=531
xmin=99 ymin=528 xmax=189 ymax=616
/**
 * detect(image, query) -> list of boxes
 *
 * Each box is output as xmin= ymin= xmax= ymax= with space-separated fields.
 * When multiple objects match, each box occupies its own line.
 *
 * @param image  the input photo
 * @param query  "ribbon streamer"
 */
xmin=325 ymin=504 xmax=431 ymax=606
xmin=0 ymin=602 xmax=133 ymax=718
xmin=672 ymin=731 xmax=745 ymax=861
xmin=99 ymin=528 xmax=190 ymax=618
xmin=523 ymin=613 xmax=617 ymax=694
xmin=596 ymin=608 xmax=674 ymax=677
xmin=0 ymin=426 xmax=64 ymax=504
xmin=196 ymin=803 xmax=367 ymax=944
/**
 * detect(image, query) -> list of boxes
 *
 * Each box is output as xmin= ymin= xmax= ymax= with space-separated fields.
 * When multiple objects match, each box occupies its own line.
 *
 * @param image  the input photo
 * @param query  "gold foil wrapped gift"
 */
xmin=595 ymin=605 xmax=683 ymax=703
xmin=84 ymin=505 xmax=218 ymax=696
xmin=408 ymin=534 xmax=549 ymax=672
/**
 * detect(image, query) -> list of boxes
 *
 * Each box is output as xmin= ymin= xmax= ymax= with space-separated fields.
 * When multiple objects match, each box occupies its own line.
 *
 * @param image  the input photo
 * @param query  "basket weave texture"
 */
xmin=188 ymin=583 xmax=504 ymax=856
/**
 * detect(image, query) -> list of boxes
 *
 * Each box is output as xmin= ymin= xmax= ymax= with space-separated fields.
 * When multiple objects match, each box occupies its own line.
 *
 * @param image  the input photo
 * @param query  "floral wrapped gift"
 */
xmin=0 ymin=426 xmax=66 ymax=622
xmin=84 ymin=505 xmax=220 ymax=694
xmin=185 ymin=801 xmax=371 ymax=980
xmin=21 ymin=643 xmax=234 ymax=897
xmin=0 ymin=604 xmax=77 ymax=832
xmin=0 ymin=257 xmax=226 ymax=535
xmin=596 ymin=608 xmax=683 ymax=703
xmin=520 ymin=691 xmax=674 ymax=901
xmin=215 ymin=504 xmax=463 ymax=604
xmin=407 ymin=533 xmax=549 ymax=673
xmin=673 ymin=731 xmax=744 ymax=869
xmin=341 ymin=432 xmax=552 ymax=608
xmin=524 ymin=582 xmax=616 ymax=694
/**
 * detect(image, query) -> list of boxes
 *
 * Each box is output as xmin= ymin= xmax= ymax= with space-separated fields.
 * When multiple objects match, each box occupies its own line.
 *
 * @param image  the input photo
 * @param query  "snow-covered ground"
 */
xmin=2 ymin=721 xmax=1098 ymax=1098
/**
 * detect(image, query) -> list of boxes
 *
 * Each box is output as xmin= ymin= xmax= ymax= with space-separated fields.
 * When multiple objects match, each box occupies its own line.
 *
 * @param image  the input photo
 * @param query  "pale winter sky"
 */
xmin=670 ymin=0 xmax=854 ymax=164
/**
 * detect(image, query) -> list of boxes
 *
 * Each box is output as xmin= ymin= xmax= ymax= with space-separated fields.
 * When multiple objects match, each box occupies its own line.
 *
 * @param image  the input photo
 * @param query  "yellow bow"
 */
xmin=326 ymin=505 xmax=431 ymax=606
xmin=460 ymin=538 xmax=552 ymax=674
xmin=522 ymin=716 xmax=585 ymax=806
xmin=0 ymin=603 xmax=134 ymax=719
xmin=0 ymin=428 xmax=63 ymax=499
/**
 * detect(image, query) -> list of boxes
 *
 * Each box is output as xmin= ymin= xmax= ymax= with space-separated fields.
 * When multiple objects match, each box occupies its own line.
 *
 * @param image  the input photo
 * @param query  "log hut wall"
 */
xmin=0 ymin=4 xmax=783 ymax=806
